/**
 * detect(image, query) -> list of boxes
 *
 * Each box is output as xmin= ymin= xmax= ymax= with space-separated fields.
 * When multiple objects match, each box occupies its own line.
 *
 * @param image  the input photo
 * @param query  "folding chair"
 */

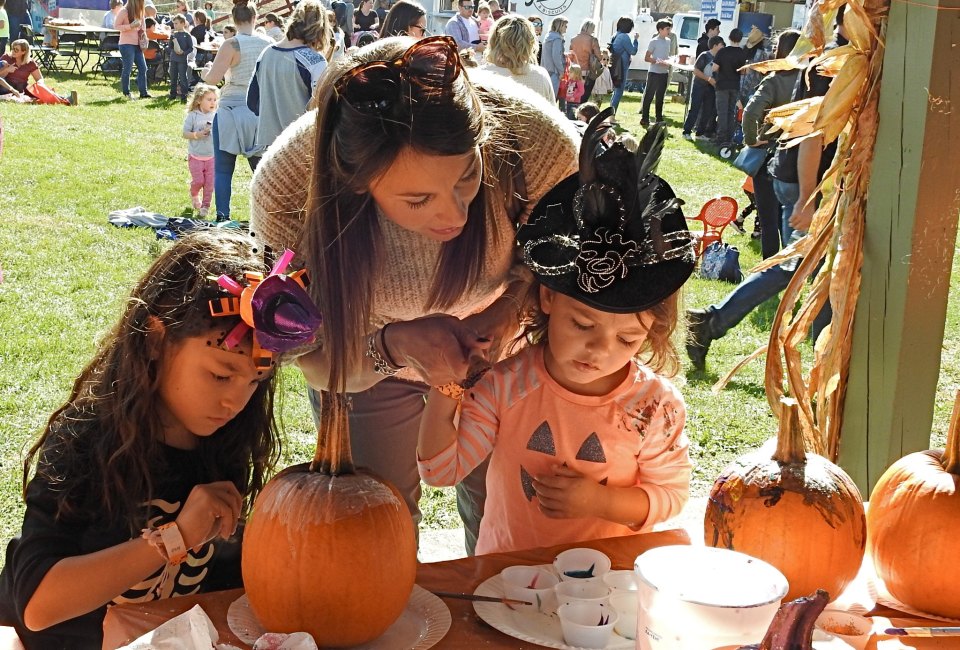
xmin=145 ymin=40 xmax=169 ymax=84
xmin=688 ymin=196 xmax=739 ymax=257
xmin=20 ymin=25 xmax=59 ymax=72
xmin=53 ymin=31 xmax=86 ymax=74
xmin=93 ymin=35 xmax=123 ymax=77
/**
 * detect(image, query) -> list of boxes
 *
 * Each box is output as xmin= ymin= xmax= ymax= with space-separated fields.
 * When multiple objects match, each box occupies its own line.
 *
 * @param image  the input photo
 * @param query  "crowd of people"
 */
xmin=0 ymin=3 xmax=844 ymax=646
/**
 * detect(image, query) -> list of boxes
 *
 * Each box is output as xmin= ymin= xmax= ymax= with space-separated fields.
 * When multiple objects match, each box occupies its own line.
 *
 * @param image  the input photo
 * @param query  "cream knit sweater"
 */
xmin=249 ymin=71 xmax=579 ymax=335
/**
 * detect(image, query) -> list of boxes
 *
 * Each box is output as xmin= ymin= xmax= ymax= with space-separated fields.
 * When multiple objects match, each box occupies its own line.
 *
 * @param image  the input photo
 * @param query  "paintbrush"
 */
xmin=431 ymin=591 xmax=532 ymax=606
xmin=884 ymin=626 xmax=960 ymax=637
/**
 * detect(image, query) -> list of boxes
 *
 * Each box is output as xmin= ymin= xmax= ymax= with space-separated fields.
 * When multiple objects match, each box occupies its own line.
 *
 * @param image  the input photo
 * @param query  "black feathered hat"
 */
xmin=516 ymin=109 xmax=697 ymax=313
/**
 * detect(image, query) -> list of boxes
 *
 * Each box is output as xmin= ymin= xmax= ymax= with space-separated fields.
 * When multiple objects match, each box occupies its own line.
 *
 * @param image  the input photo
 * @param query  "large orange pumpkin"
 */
xmin=704 ymin=399 xmax=866 ymax=602
xmin=242 ymin=394 xmax=417 ymax=647
xmin=867 ymin=391 xmax=960 ymax=619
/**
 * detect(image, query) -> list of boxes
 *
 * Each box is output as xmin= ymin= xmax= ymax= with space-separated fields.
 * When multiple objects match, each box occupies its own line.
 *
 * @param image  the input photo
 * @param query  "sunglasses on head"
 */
xmin=462 ymin=4 xmax=475 ymax=8
xmin=335 ymin=36 xmax=464 ymax=114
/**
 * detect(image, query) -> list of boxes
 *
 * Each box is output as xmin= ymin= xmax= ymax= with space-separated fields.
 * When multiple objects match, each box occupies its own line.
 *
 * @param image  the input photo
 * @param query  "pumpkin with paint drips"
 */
xmin=242 ymin=395 xmax=417 ymax=647
xmin=867 ymin=391 xmax=960 ymax=620
xmin=704 ymin=399 xmax=866 ymax=602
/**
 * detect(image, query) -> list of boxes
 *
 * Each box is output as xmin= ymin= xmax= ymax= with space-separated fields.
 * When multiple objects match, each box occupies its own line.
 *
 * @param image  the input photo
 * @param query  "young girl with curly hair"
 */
xmin=417 ymin=112 xmax=696 ymax=554
xmin=0 ymin=231 xmax=315 ymax=647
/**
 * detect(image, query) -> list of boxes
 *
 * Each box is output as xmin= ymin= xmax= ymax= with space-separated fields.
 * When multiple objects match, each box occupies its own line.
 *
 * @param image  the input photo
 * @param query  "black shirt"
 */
xmin=696 ymin=32 xmax=710 ymax=57
xmin=0 ymin=439 xmax=242 ymax=649
xmin=355 ymin=8 xmax=377 ymax=31
xmin=712 ymin=45 xmax=750 ymax=91
xmin=769 ymin=36 xmax=847 ymax=184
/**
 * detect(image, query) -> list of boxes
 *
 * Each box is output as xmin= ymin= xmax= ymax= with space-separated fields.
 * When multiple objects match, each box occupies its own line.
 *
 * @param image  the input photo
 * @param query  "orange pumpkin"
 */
xmin=242 ymin=395 xmax=417 ymax=647
xmin=867 ymin=391 xmax=960 ymax=619
xmin=704 ymin=399 xmax=866 ymax=601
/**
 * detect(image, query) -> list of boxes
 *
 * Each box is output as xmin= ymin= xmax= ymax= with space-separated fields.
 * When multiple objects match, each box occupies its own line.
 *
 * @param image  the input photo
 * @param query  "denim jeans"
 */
xmin=119 ymin=43 xmax=148 ymax=97
xmin=641 ymin=71 xmax=668 ymax=123
xmin=683 ymin=82 xmax=707 ymax=134
xmin=715 ymin=88 xmax=737 ymax=145
xmin=706 ymin=177 xmax=831 ymax=341
xmin=212 ymin=115 xmax=257 ymax=220
xmin=169 ymin=59 xmax=190 ymax=97
xmin=696 ymin=85 xmax=717 ymax=135
xmin=307 ymin=381 xmax=490 ymax=556
xmin=773 ymin=178 xmax=799 ymax=245
xmin=610 ymin=83 xmax=626 ymax=113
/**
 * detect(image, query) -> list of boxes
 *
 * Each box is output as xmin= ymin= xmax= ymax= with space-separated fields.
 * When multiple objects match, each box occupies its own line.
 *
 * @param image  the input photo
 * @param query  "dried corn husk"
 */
xmin=713 ymin=0 xmax=890 ymax=460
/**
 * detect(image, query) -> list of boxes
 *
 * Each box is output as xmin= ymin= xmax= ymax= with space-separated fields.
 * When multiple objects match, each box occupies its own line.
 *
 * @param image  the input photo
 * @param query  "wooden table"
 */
xmin=102 ymin=529 xmax=960 ymax=649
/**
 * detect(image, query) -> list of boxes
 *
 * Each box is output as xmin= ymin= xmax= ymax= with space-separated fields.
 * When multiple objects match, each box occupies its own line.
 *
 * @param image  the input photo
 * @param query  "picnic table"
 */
xmin=101 ymin=526 xmax=959 ymax=649
xmin=42 ymin=22 xmax=119 ymax=74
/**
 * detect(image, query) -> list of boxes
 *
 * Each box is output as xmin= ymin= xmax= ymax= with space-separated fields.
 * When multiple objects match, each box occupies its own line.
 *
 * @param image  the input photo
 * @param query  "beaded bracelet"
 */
xmin=141 ymin=521 xmax=189 ymax=565
xmin=365 ymin=327 xmax=403 ymax=376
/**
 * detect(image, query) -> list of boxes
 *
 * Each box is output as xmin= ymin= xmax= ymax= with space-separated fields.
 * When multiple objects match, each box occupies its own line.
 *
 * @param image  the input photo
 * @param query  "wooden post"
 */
xmin=840 ymin=0 xmax=960 ymax=491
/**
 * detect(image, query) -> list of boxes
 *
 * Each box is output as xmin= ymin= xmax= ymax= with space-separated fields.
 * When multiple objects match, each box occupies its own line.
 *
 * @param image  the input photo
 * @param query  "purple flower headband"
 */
xmin=208 ymin=249 xmax=322 ymax=371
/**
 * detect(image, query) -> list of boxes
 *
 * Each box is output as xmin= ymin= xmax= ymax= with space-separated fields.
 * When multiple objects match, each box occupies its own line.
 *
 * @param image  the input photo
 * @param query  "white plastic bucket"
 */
xmin=634 ymin=545 xmax=788 ymax=650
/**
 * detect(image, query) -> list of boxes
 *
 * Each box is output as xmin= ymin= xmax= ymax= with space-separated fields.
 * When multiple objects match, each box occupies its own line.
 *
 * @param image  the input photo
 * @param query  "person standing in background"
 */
xmin=711 ymin=28 xmax=749 ymax=148
xmin=608 ymin=16 xmax=638 ymax=120
xmin=529 ymin=15 xmax=542 ymax=64
xmin=696 ymin=17 xmax=720 ymax=56
xmin=682 ymin=34 xmax=722 ymax=140
xmin=5 ymin=0 xmax=26 ymax=44
xmin=445 ymin=0 xmax=484 ymax=53
xmin=640 ymin=18 xmax=672 ymax=128
xmin=569 ymin=18 xmax=601 ymax=103
xmin=0 ymin=0 xmax=9 ymax=56
xmin=541 ymin=15 xmax=567 ymax=100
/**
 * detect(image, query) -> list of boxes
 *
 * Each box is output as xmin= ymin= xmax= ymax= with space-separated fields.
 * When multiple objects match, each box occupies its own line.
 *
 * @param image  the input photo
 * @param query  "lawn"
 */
xmin=1 ymin=70 xmax=958 ymax=551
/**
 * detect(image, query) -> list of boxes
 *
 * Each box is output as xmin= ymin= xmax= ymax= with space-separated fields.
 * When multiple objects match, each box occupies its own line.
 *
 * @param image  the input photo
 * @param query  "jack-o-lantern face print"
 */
xmin=519 ymin=421 xmax=609 ymax=501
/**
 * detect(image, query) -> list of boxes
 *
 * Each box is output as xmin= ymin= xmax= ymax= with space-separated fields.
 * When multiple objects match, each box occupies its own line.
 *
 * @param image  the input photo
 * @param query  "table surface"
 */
xmin=43 ymin=22 xmax=119 ymax=35
xmin=102 ymin=529 xmax=960 ymax=650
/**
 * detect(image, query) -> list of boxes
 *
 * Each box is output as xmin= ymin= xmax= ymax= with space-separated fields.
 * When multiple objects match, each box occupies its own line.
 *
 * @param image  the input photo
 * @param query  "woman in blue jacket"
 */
xmin=542 ymin=15 xmax=567 ymax=101
xmin=609 ymin=16 xmax=638 ymax=117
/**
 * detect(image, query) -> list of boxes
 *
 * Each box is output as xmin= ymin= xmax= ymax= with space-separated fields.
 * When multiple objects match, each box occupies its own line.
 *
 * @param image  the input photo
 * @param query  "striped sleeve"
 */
xmin=634 ymin=382 xmax=692 ymax=530
xmin=417 ymin=371 xmax=501 ymax=486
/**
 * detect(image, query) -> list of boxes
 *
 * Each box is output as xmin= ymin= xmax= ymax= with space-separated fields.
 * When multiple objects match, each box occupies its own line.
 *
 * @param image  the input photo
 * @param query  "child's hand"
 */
xmin=533 ymin=464 xmax=604 ymax=520
xmin=175 ymin=480 xmax=243 ymax=549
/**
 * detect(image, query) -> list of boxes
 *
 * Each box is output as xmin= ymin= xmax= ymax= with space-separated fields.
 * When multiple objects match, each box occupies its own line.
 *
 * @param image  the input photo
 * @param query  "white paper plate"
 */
xmin=867 ymin=573 xmax=960 ymax=624
xmin=227 ymin=585 xmax=451 ymax=649
xmin=473 ymin=566 xmax=633 ymax=650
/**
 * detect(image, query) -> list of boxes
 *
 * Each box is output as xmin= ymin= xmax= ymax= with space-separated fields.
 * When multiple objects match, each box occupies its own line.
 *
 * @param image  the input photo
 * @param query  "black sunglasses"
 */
xmin=335 ymin=36 xmax=464 ymax=114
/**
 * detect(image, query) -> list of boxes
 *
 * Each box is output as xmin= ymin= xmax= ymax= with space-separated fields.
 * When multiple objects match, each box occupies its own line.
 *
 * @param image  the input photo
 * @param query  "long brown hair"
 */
xmin=301 ymin=37 xmax=524 ymax=393
xmin=24 ymin=231 xmax=282 ymax=532
xmin=125 ymin=0 xmax=145 ymax=22
xmin=517 ymin=282 xmax=683 ymax=378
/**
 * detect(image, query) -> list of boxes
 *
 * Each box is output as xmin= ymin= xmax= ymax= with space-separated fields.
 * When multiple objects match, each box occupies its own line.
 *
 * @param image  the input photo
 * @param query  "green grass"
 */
xmin=1 ymin=73 xmax=958 ymax=556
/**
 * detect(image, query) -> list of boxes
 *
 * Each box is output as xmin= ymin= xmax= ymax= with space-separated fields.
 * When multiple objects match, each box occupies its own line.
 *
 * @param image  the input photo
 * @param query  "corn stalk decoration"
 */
xmin=713 ymin=0 xmax=889 ymax=460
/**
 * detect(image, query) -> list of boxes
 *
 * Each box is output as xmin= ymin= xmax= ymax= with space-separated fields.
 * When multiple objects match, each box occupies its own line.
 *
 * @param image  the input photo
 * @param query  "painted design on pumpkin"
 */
xmin=575 ymin=432 xmax=607 ymax=463
xmin=527 ymin=421 xmax=557 ymax=455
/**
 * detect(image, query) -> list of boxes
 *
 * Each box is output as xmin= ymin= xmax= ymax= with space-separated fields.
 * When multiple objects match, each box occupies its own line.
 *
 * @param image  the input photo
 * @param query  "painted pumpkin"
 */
xmin=242 ymin=396 xmax=417 ymax=647
xmin=704 ymin=399 xmax=866 ymax=602
xmin=867 ymin=391 xmax=960 ymax=619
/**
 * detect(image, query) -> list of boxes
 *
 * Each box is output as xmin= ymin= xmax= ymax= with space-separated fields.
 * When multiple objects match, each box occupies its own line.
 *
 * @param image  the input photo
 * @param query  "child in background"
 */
xmin=0 ymin=231 xmax=317 ymax=648
xmin=589 ymin=48 xmax=613 ymax=104
xmin=168 ymin=14 xmax=196 ymax=101
xmin=183 ymin=83 xmax=218 ymax=217
xmin=476 ymin=2 xmax=492 ymax=43
xmin=564 ymin=63 xmax=585 ymax=119
xmin=222 ymin=23 xmax=237 ymax=39
xmin=418 ymin=111 xmax=696 ymax=555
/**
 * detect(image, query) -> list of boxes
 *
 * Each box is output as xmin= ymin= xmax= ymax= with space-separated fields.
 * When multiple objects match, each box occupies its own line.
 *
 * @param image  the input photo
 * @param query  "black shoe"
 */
xmin=686 ymin=308 xmax=714 ymax=370
xmin=730 ymin=218 xmax=746 ymax=235
xmin=639 ymin=119 xmax=650 ymax=128
xmin=140 ymin=93 xmax=154 ymax=99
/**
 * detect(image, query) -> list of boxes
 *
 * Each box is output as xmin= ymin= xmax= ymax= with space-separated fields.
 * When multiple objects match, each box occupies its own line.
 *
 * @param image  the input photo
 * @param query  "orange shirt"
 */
xmin=418 ymin=345 xmax=691 ymax=555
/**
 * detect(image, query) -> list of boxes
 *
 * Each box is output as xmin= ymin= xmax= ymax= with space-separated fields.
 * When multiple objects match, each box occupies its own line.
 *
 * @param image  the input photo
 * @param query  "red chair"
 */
xmin=688 ymin=196 xmax=739 ymax=256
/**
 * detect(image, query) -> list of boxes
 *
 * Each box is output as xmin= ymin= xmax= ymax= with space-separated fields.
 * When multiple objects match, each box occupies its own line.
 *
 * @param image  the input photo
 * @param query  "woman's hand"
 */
xmin=175 ymin=481 xmax=243 ymax=550
xmin=533 ymin=465 xmax=605 ymax=520
xmin=460 ymin=294 xmax=523 ymax=365
xmin=386 ymin=315 xmax=490 ymax=386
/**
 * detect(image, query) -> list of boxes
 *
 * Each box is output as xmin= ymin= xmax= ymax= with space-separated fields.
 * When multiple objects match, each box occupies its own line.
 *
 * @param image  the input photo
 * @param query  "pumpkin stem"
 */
xmin=772 ymin=397 xmax=807 ymax=465
xmin=944 ymin=390 xmax=960 ymax=474
xmin=311 ymin=392 xmax=356 ymax=475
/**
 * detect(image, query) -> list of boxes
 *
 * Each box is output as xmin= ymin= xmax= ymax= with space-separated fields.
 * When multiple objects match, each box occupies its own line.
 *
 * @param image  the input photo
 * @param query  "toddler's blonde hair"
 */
xmin=187 ymin=83 xmax=219 ymax=113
